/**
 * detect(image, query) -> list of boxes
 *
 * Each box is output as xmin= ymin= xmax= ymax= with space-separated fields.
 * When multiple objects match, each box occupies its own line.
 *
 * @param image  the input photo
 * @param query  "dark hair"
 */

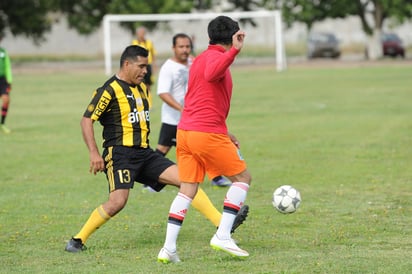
xmin=208 ymin=16 xmax=240 ymax=45
xmin=120 ymin=45 xmax=149 ymax=67
xmin=172 ymin=33 xmax=192 ymax=47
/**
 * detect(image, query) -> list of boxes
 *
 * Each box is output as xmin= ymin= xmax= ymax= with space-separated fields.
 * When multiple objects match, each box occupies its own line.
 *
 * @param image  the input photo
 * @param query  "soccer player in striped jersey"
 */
xmin=64 ymin=45 xmax=247 ymax=253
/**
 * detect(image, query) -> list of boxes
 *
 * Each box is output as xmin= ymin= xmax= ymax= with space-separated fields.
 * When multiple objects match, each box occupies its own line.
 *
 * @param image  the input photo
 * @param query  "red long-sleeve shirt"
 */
xmin=178 ymin=44 xmax=240 ymax=134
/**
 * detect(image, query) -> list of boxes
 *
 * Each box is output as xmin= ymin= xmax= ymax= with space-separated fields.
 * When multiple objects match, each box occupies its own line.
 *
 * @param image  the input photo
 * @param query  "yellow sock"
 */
xmin=74 ymin=205 xmax=111 ymax=244
xmin=191 ymin=187 xmax=221 ymax=227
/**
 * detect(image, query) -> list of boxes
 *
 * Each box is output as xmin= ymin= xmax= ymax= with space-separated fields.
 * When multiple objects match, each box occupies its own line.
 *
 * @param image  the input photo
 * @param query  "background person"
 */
xmin=132 ymin=26 xmax=156 ymax=109
xmin=0 ymin=37 xmax=12 ymax=134
xmin=64 ymin=45 xmax=247 ymax=253
xmin=158 ymin=16 xmax=251 ymax=263
xmin=156 ymin=33 xmax=231 ymax=187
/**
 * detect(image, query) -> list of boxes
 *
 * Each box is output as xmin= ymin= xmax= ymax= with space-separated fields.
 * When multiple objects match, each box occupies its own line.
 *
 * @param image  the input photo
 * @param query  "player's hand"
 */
xmin=89 ymin=151 xmax=105 ymax=175
xmin=232 ymin=30 xmax=246 ymax=50
xmin=228 ymin=132 xmax=240 ymax=149
xmin=6 ymin=84 xmax=11 ymax=93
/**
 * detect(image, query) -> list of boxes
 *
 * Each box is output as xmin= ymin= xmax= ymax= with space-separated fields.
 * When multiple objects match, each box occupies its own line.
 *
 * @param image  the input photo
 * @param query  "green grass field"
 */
xmin=1 ymin=61 xmax=411 ymax=273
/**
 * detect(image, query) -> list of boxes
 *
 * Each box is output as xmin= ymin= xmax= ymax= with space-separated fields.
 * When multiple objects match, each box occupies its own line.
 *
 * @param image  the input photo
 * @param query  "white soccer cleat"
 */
xmin=157 ymin=247 xmax=181 ymax=263
xmin=210 ymin=234 xmax=249 ymax=258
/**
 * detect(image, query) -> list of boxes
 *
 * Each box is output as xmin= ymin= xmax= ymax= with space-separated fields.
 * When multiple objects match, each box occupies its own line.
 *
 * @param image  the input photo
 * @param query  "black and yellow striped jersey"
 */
xmin=83 ymin=75 xmax=151 ymax=148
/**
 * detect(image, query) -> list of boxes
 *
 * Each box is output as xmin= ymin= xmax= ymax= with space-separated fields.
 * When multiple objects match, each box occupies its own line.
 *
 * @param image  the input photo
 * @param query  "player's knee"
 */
xmin=106 ymin=194 xmax=128 ymax=215
xmin=230 ymin=170 xmax=252 ymax=185
xmin=159 ymin=165 xmax=180 ymax=186
xmin=243 ymin=171 xmax=252 ymax=185
xmin=109 ymin=200 xmax=127 ymax=215
xmin=180 ymin=183 xmax=198 ymax=199
xmin=2 ymin=97 xmax=9 ymax=106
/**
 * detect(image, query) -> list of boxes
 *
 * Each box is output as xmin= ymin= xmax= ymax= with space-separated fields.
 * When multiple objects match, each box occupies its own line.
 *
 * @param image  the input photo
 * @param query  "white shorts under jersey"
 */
xmin=157 ymin=59 xmax=189 ymax=125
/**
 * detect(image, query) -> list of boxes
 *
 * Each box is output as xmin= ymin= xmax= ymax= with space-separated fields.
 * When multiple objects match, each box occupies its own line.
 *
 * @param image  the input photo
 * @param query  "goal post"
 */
xmin=103 ymin=10 xmax=286 ymax=75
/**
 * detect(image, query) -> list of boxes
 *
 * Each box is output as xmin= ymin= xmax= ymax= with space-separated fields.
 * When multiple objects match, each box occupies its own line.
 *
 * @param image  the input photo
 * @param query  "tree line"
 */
xmin=1 ymin=0 xmax=411 ymax=59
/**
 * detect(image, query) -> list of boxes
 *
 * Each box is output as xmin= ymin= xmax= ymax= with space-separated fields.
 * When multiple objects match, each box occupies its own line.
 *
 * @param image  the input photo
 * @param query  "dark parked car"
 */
xmin=382 ymin=33 xmax=405 ymax=58
xmin=307 ymin=32 xmax=341 ymax=59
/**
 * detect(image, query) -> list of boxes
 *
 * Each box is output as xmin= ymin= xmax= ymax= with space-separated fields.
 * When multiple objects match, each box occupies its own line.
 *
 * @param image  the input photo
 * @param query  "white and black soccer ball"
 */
xmin=272 ymin=185 xmax=301 ymax=214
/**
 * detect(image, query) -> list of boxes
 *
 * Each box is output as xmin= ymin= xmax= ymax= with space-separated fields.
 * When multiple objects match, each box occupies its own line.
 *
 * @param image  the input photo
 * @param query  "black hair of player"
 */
xmin=172 ymin=33 xmax=192 ymax=47
xmin=208 ymin=16 xmax=240 ymax=46
xmin=120 ymin=45 xmax=149 ymax=67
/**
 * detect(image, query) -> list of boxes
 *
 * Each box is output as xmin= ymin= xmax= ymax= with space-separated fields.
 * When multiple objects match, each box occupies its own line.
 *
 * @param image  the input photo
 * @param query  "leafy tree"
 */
xmin=0 ymin=0 xmax=58 ymax=44
xmin=0 ymin=0 xmax=269 ymax=44
xmin=273 ymin=0 xmax=353 ymax=29
xmin=223 ymin=0 xmax=262 ymax=26
xmin=273 ymin=0 xmax=412 ymax=59
xmin=60 ymin=0 xmax=195 ymax=35
xmin=0 ymin=0 xmax=197 ymax=42
xmin=58 ymin=0 xmax=112 ymax=35
xmin=107 ymin=0 xmax=194 ymax=34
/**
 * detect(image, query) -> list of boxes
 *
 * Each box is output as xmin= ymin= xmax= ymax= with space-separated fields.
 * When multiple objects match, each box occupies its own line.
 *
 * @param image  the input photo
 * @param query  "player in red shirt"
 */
xmin=158 ymin=16 xmax=252 ymax=263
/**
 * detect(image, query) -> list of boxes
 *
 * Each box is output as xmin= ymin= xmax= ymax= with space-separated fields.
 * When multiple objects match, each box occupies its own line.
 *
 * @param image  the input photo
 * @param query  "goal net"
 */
xmin=103 ymin=10 xmax=286 ymax=75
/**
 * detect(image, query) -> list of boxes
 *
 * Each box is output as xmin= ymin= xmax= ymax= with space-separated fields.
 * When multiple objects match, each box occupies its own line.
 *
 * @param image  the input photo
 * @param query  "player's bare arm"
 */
xmin=80 ymin=117 xmax=105 ymax=175
xmin=159 ymin=93 xmax=183 ymax=112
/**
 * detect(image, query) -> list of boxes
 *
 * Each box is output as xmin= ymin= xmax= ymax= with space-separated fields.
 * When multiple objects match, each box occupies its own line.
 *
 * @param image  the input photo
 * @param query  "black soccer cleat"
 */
xmin=65 ymin=237 xmax=87 ymax=253
xmin=231 ymin=205 xmax=249 ymax=233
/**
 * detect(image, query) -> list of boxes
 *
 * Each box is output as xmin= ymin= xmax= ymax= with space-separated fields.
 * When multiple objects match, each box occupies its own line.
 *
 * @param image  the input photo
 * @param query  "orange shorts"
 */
xmin=176 ymin=130 xmax=247 ymax=183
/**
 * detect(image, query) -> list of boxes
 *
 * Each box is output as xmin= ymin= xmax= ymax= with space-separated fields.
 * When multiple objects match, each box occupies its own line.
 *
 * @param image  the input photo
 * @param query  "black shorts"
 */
xmin=0 ymin=77 xmax=10 ymax=96
xmin=144 ymin=64 xmax=153 ymax=86
xmin=102 ymin=146 xmax=174 ymax=192
xmin=158 ymin=123 xmax=177 ymax=147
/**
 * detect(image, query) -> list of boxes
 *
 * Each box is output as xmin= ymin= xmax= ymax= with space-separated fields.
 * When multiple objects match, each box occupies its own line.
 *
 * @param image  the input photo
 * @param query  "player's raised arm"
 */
xmin=232 ymin=30 xmax=245 ymax=51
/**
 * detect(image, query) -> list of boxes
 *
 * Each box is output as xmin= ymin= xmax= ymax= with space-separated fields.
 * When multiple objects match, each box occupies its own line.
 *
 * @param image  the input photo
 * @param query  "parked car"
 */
xmin=307 ymin=32 xmax=341 ymax=59
xmin=382 ymin=33 xmax=405 ymax=58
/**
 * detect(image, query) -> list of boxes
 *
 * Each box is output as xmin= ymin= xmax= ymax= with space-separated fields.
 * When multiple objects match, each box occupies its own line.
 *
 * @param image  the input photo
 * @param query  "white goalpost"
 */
xmin=103 ymin=10 xmax=286 ymax=75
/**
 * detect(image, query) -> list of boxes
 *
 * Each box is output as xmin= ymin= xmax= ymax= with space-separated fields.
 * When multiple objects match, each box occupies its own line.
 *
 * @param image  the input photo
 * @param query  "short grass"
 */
xmin=1 ymin=61 xmax=411 ymax=274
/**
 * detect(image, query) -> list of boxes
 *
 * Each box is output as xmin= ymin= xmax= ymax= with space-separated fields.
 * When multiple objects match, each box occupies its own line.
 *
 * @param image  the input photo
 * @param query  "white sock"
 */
xmin=216 ymin=182 xmax=249 ymax=240
xmin=163 ymin=192 xmax=192 ymax=252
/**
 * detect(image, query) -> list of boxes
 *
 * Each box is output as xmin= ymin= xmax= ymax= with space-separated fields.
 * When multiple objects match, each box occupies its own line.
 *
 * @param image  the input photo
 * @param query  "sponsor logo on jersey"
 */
xmin=136 ymin=98 xmax=143 ymax=107
xmin=87 ymin=104 xmax=95 ymax=113
xmin=94 ymin=95 xmax=110 ymax=116
xmin=128 ymin=108 xmax=150 ymax=123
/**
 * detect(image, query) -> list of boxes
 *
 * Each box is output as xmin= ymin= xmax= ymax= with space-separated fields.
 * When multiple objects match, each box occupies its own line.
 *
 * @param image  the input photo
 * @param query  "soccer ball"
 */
xmin=272 ymin=185 xmax=301 ymax=214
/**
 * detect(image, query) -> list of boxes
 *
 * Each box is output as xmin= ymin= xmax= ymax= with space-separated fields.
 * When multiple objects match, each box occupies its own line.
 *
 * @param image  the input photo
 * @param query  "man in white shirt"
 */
xmin=155 ymin=33 xmax=231 ymax=187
